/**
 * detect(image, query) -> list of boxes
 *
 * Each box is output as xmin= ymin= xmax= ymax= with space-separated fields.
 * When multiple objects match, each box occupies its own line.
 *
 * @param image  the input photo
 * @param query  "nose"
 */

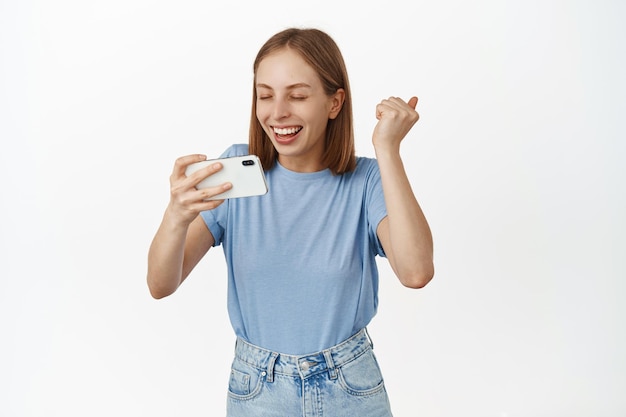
xmin=271 ymin=98 xmax=290 ymax=120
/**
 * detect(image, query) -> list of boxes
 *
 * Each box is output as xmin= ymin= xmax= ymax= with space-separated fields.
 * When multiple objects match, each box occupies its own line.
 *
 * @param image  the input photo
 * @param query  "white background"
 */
xmin=1 ymin=0 xmax=625 ymax=416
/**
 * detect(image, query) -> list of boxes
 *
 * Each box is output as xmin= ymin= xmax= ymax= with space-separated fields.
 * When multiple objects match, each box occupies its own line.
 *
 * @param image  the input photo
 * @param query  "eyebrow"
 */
xmin=255 ymin=82 xmax=312 ymax=90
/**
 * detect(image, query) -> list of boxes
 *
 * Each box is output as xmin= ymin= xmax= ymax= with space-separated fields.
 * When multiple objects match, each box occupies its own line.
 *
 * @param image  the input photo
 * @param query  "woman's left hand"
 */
xmin=372 ymin=96 xmax=420 ymax=152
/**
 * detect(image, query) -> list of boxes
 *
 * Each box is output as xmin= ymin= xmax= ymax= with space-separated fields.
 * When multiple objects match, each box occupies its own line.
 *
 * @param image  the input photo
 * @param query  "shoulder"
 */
xmin=356 ymin=155 xmax=378 ymax=168
xmin=334 ymin=156 xmax=381 ymax=192
xmin=354 ymin=156 xmax=381 ymax=178
xmin=220 ymin=143 xmax=249 ymax=158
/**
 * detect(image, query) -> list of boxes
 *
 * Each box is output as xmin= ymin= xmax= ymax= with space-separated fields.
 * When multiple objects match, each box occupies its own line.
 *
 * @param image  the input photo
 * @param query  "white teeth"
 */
xmin=273 ymin=126 xmax=302 ymax=135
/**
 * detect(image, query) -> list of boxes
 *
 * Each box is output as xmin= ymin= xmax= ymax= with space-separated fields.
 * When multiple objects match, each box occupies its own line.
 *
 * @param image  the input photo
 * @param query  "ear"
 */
xmin=328 ymin=88 xmax=345 ymax=120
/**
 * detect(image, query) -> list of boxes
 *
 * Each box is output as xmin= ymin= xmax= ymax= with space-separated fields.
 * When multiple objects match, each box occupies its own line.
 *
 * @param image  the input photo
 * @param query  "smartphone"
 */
xmin=185 ymin=155 xmax=268 ymax=200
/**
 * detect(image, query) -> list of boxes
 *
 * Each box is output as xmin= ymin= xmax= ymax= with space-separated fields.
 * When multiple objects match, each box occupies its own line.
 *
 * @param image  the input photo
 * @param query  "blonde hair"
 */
xmin=249 ymin=28 xmax=356 ymax=175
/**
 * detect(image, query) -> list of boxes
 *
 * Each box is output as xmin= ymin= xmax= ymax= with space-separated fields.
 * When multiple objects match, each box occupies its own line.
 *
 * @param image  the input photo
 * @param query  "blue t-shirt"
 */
xmin=201 ymin=144 xmax=388 ymax=355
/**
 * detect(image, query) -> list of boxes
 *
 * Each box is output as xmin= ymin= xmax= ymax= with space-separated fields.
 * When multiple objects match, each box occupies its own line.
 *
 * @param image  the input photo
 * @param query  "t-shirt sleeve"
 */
xmin=199 ymin=144 xmax=249 ymax=247
xmin=364 ymin=159 xmax=388 ymax=257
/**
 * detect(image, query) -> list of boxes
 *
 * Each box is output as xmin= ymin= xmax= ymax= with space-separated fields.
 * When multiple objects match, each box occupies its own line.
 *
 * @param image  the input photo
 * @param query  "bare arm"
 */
xmin=373 ymin=96 xmax=434 ymax=288
xmin=147 ymin=154 xmax=232 ymax=299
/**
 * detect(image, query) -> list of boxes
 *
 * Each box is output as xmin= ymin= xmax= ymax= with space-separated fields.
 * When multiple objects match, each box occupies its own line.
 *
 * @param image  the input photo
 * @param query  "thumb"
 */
xmin=407 ymin=96 xmax=418 ymax=109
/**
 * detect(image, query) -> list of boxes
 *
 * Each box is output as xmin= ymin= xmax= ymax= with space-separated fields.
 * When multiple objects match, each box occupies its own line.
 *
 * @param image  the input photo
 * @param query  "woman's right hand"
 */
xmin=166 ymin=154 xmax=232 ymax=226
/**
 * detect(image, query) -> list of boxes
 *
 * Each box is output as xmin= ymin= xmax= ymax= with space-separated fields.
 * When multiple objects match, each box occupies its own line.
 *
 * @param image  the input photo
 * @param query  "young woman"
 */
xmin=147 ymin=28 xmax=434 ymax=416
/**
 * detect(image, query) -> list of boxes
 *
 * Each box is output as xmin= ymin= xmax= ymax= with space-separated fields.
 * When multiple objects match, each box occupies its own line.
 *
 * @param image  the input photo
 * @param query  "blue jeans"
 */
xmin=226 ymin=328 xmax=393 ymax=417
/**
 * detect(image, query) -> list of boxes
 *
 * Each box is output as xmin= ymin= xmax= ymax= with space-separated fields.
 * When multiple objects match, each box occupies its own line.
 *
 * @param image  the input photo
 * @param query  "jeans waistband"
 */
xmin=233 ymin=328 xmax=373 ymax=381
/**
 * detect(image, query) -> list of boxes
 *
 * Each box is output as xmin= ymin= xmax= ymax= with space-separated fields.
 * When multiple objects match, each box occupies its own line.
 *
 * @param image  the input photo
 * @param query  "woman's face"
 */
xmin=255 ymin=48 xmax=344 ymax=172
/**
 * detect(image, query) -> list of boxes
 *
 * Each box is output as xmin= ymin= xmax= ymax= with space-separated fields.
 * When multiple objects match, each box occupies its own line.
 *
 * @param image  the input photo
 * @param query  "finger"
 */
xmin=389 ymin=96 xmax=419 ymax=121
xmin=386 ymin=96 xmax=418 ymax=110
xmin=201 ymin=198 xmax=226 ymax=210
xmin=376 ymin=103 xmax=383 ymax=120
xmin=194 ymin=182 xmax=232 ymax=201
xmin=195 ymin=198 xmax=227 ymax=212
xmin=172 ymin=154 xmax=207 ymax=179
xmin=376 ymin=97 xmax=405 ymax=120
xmin=375 ymin=98 xmax=395 ymax=119
xmin=185 ymin=162 xmax=225 ymax=189
xmin=174 ymin=181 xmax=231 ymax=209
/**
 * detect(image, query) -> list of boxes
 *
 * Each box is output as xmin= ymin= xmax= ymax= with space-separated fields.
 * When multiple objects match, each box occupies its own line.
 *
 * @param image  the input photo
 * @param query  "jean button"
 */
xmin=300 ymin=361 xmax=309 ymax=371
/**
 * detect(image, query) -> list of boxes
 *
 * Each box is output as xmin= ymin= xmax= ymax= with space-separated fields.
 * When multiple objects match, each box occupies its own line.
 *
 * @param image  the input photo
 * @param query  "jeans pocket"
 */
xmin=228 ymin=368 xmax=251 ymax=395
xmin=337 ymin=350 xmax=386 ymax=396
xmin=227 ymin=358 xmax=265 ymax=400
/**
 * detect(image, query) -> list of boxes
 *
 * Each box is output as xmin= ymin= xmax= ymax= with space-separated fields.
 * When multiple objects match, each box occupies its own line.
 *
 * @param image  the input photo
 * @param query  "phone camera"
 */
xmin=242 ymin=159 xmax=255 ymax=166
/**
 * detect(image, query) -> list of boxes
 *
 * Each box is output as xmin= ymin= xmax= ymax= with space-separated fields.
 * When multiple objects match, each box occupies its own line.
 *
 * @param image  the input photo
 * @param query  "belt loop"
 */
xmin=364 ymin=327 xmax=374 ymax=350
xmin=323 ymin=350 xmax=337 ymax=380
xmin=266 ymin=352 xmax=278 ymax=383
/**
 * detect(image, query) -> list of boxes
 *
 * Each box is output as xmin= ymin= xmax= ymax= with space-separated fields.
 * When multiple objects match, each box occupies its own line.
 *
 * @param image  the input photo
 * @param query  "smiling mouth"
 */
xmin=272 ymin=126 xmax=302 ymax=143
